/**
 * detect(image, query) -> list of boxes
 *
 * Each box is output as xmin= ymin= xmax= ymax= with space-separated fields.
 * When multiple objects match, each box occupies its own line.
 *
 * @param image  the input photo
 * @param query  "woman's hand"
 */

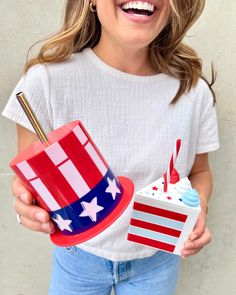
xmin=12 ymin=177 xmax=56 ymax=234
xmin=182 ymin=153 xmax=213 ymax=258
xmin=181 ymin=209 xmax=211 ymax=258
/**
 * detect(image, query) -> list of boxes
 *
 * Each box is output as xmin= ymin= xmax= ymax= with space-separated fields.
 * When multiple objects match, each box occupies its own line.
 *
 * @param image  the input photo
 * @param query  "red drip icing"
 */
xmin=170 ymin=168 xmax=180 ymax=184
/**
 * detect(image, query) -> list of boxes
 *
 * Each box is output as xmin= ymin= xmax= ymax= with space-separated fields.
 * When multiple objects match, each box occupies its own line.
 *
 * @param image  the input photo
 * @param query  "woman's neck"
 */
xmin=93 ymin=41 xmax=157 ymax=76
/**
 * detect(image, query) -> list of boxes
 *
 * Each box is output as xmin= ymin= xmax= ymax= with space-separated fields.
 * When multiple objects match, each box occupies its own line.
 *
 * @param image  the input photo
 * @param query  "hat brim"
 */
xmin=50 ymin=176 xmax=134 ymax=247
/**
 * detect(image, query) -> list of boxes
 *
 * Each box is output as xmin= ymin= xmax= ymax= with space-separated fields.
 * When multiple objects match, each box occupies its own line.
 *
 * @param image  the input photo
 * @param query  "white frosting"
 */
xmin=174 ymin=177 xmax=192 ymax=195
xmin=137 ymin=176 xmax=194 ymax=206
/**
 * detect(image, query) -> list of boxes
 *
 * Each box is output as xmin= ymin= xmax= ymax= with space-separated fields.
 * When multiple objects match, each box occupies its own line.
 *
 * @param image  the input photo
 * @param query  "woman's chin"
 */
xmin=117 ymin=34 xmax=154 ymax=50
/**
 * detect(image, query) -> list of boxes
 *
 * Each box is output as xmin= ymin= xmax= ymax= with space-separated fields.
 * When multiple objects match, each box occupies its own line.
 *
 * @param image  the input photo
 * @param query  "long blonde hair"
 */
xmin=23 ymin=0 xmax=216 ymax=104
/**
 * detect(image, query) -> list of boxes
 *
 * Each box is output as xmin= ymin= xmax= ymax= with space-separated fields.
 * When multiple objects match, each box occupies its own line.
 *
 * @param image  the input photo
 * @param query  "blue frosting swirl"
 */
xmin=182 ymin=189 xmax=200 ymax=207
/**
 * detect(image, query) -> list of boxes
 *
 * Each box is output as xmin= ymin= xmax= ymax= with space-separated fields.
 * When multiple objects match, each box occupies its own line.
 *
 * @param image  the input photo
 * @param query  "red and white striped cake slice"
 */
xmin=128 ymin=191 xmax=200 ymax=255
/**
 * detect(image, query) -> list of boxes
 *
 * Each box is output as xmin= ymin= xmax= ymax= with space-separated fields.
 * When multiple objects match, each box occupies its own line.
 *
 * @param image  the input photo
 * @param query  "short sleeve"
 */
xmin=1 ymin=64 xmax=53 ymax=134
xmin=196 ymin=84 xmax=220 ymax=154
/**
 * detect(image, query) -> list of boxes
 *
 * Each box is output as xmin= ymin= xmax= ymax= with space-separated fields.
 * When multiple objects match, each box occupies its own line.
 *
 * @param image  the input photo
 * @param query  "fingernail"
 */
xmin=41 ymin=223 xmax=51 ymax=233
xmin=190 ymin=233 xmax=197 ymax=240
xmin=182 ymin=250 xmax=188 ymax=257
xmin=20 ymin=192 xmax=28 ymax=203
xmin=49 ymin=223 xmax=55 ymax=234
xmin=35 ymin=212 xmax=46 ymax=223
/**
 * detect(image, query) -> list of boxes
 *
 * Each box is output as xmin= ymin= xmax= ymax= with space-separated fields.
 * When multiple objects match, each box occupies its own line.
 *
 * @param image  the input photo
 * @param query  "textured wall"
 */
xmin=0 ymin=1 xmax=235 ymax=294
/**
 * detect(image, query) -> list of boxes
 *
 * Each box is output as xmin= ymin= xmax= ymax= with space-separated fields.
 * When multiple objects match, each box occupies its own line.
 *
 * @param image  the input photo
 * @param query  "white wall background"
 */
xmin=0 ymin=1 xmax=235 ymax=294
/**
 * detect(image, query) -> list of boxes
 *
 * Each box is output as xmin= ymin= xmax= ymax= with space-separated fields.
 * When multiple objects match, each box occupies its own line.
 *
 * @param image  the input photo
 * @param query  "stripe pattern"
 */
xmin=14 ymin=122 xmax=123 ymax=235
xmin=128 ymin=200 xmax=187 ymax=253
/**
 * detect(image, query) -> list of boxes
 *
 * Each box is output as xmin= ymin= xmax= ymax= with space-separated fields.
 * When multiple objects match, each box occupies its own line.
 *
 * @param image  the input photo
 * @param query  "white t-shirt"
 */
xmin=2 ymin=48 xmax=219 ymax=261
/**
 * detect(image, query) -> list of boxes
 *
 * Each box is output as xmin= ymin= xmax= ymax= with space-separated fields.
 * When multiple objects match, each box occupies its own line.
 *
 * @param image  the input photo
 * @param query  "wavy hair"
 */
xmin=23 ymin=0 xmax=216 ymax=104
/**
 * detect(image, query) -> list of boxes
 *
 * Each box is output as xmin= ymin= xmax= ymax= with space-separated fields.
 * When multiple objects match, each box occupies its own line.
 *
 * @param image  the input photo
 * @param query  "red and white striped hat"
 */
xmin=10 ymin=121 xmax=134 ymax=247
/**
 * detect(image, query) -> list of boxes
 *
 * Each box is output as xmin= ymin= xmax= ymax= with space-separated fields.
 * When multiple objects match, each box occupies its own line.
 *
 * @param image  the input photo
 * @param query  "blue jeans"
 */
xmin=49 ymin=246 xmax=180 ymax=295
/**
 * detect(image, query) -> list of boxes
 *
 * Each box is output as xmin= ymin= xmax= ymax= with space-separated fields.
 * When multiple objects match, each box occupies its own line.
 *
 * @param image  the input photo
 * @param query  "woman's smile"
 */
xmin=117 ymin=1 xmax=160 ymax=24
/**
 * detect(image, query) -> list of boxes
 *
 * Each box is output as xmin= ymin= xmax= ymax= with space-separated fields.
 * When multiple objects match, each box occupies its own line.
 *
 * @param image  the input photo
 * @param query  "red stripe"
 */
xmin=130 ymin=218 xmax=181 ymax=238
xmin=127 ymin=233 xmax=175 ymax=252
xmin=12 ymin=165 xmax=51 ymax=211
xmin=170 ymin=154 xmax=174 ymax=176
xmin=164 ymin=173 xmax=167 ymax=192
xmin=28 ymin=152 xmax=79 ymax=207
xmin=170 ymin=139 xmax=181 ymax=175
xmin=176 ymin=139 xmax=181 ymax=155
xmin=59 ymin=132 xmax=103 ymax=190
xmin=133 ymin=202 xmax=187 ymax=222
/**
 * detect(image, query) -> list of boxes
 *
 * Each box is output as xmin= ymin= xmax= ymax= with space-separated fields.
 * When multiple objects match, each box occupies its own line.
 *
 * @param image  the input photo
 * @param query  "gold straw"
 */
xmin=16 ymin=92 xmax=49 ymax=145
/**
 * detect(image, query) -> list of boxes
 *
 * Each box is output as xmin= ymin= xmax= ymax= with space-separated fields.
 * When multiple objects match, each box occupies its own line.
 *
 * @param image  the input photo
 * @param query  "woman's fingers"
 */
xmin=14 ymin=197 xmax=49 ymax=223
xmin=12 ymin=176 xmax=56 ymax=234
xmin=13 ymin=197 xmax=55 ymax=234
xmin=18 ymin=216 xmax=55 ymax=234
xmin=182 ymin=226 xmax=212 ymax=258
xmin=189 ymin=211 xmax=206 ymax=241
xmin=12 ymin=177 xmax=34 ymax=205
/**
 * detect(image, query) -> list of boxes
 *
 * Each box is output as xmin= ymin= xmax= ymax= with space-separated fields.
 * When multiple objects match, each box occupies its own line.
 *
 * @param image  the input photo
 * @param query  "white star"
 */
xmin=52 ymin=214 xmax=72 ymax=232
xmin=79 ymin=197 xmax=104 ymax=222
xmin=105 ymin=177 xmax=121 ymax=200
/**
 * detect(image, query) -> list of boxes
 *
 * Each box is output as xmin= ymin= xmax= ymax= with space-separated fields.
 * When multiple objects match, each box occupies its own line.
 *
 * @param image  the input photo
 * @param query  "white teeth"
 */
xmin=121 ymin=1 xmax=155 ymax=13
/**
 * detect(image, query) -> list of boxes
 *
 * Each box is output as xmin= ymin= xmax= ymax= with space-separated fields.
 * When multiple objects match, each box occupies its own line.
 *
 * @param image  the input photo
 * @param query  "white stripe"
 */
xmin=85 ymin=142 xmax=107 ymax=176
xmin=132 ymin=210 xmax=184 ymax=230
xmin=73 ymin=125 xmax=88 ymax=145
xmin=45 ymin=142 xmax=68 ymax=165
xmin=30 ymin=178 xmax=61 ymax=211
xmin=58 ymin=160 xmax=90 ymax=198
xmin=17 ymin=161 xmax=37 ymax=180
xmin=129 ymin=225 xmax=178 ymax=245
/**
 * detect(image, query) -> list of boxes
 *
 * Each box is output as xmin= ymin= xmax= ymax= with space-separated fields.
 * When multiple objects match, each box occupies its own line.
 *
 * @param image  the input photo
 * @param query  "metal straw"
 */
xmin=16 ymin=92 xmax=49 ymax=145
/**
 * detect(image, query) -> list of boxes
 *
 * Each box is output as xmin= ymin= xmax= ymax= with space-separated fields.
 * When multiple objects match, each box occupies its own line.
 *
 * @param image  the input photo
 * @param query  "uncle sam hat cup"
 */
xmin=10 ymin=120 xmax=134 ymax=247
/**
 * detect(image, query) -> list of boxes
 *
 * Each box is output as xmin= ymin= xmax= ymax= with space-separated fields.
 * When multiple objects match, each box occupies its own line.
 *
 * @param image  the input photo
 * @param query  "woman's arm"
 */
xmin=181 ymin=153 xmax=212 ymax=258
xmin=188 ymin=153 xmax=212 ymax=214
